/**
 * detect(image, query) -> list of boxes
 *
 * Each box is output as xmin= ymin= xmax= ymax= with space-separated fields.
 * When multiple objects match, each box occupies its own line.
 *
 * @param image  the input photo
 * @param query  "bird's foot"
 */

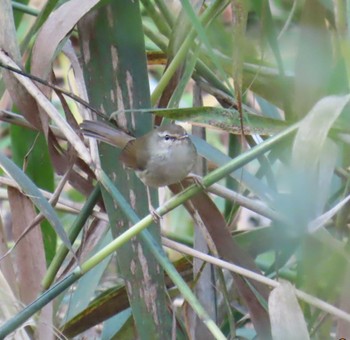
xmin=186 ymin=173 xmax=206 ymax=189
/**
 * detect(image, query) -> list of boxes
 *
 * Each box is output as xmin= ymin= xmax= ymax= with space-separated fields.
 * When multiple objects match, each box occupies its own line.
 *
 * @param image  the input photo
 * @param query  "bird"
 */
xmin=80 ymin=120 xmax=197 ymax=187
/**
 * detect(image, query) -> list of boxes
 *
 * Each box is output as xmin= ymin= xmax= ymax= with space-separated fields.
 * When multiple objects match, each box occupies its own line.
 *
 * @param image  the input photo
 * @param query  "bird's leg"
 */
xmin=185 ymin=173 xmax=206 ymax=189
xmin=146 ymin=186 xmax=162 ymax=223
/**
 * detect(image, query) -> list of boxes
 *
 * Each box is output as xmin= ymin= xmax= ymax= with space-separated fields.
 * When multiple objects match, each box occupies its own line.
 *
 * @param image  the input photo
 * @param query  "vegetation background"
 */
xmin=1 ymin=0 xmax=350 ymax=339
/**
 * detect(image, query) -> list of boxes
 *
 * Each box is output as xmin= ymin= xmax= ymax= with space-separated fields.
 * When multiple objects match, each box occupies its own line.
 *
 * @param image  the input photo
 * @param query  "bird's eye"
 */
xmin=164 ymin=135 xmax=170 ymax=141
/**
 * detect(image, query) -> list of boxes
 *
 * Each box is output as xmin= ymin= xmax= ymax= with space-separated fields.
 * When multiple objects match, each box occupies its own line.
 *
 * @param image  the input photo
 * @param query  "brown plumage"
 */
xmin=80 ymin=120 xmax=197 ymax=187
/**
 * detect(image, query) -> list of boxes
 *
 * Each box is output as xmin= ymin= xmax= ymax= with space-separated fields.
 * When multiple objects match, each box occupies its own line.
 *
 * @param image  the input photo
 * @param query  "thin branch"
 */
xmin=0 ymin=50 xmax=92 ymax=166
xmin=0 ymin=176 xmax=107 ymax=220
xmin=0 ymin=56 xmax=107 ymax=120
xmin=0 ymin=169 xmax=74 ymax=261
xmin=0 ymin=110 xmax=65 ymax=139
xmin=162 ymin=237 xmax=350 ymax=324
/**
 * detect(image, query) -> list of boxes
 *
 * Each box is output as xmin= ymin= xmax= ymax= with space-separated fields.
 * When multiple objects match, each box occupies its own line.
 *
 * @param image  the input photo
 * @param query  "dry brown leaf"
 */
xmin=8 ymin=187 xmax=53 ymax=339
xmin=336 ymin=268 xmax=350 ymax=339
xmin=31 ymin=0 xmax=100 ymax=82
xmin=29 ymin=0 xmax=100 ymax=198
xmin=0 ymin=214 xmax=17 ymax=292
xmin=62 ymin=42 xmax=91 ymax=120
xmin=8 ymin=187 xmax=45 ymax=303
xmin=0 ymin=2 xmax=41 ymax=129
xmin=169 ymin=179 xmax=272 ymax=338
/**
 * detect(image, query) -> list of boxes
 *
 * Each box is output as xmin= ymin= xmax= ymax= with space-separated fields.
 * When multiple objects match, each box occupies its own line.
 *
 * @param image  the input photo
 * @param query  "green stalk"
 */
xmin=143 ymin=17 xmax=232 ymax=97
xmin=85 ymin=124 xmax=298 ymax=278
xmin=141 ymin=0 xmax=171 ymax=36
xmin=143 ymin=23 xmax=168 ymax=50
xmin=0 ymin=124 xmax=297 ymax=339
xmin=154 ymin=0 xmax=174 ymax=27
xmin=12 ymin=1 xmax=39 ymax=16
xmin=81 ymin=172 xmax=226 ymax=339
xmin=150 ymin=0 xmax=227 ymax=105
xmin=0 ymin=272 xmax=79 ymax=338
xmin=42 ymin=186 xmax=101 ymax=289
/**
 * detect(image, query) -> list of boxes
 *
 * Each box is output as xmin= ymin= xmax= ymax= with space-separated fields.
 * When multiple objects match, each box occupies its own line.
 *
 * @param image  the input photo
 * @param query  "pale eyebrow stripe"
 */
xmin=158 ymin=131 xmax=188 ymax=138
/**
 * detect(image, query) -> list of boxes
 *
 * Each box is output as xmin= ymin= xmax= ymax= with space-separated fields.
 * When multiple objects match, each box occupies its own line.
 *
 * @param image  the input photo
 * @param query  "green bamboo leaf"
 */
xmin=289 ymin=95 xmax=350 ymax=223
xmin=62 ymin=282 xmax=129 ymax=337
xmin=151 ymin=106 xmax=289 ymax=134
xmin=293 ymin=95 xmax=350 ymax=170
xmin=191 ymin=135 xmax=277 ymax=201
xmin=255 ymin=95 xmax=281 ymax=119
xmin=101 ymin=309 xmax=133 ymax=340
xmin=168 ymin=37 xmax=201 ymax=108
xmin=180 ymin=0 xmax=233 ymax=92
xmin=112 ymin=106 xmax=290 ymax=134
xmin=0 ymin=151 xmax=72 ymax=252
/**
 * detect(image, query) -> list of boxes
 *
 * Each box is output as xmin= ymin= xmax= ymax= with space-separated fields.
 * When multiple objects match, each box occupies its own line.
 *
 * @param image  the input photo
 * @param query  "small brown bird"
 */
xmin=80 ymin=120 xmax=197 ymax=187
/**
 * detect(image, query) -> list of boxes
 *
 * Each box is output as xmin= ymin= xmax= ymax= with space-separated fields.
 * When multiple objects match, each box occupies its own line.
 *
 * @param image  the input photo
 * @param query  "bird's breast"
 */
xmin=137 ymin=141 xmax=196 ymax=187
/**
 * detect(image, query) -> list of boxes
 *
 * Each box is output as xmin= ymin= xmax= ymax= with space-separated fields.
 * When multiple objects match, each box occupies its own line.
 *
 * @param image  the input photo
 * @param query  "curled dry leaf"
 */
xmin=269 ymin=281 xmax=310 ymax=340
